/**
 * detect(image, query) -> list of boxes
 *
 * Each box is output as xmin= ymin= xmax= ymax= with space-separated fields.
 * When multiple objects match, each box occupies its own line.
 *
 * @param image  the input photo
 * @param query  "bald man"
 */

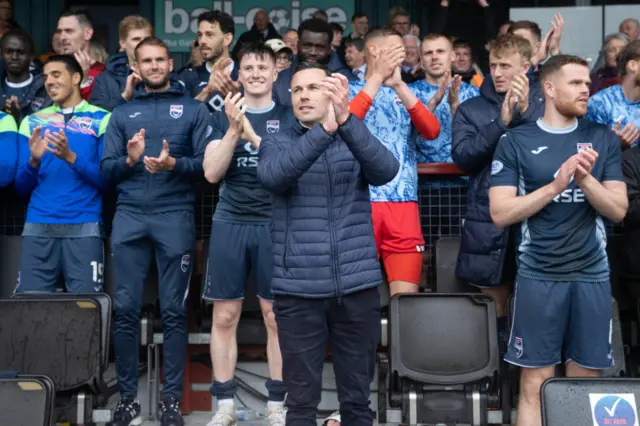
xmin=620 ymin=18 xmax=640 ymax=40
xmin=232 ymin=9 xmax=281 ymax=60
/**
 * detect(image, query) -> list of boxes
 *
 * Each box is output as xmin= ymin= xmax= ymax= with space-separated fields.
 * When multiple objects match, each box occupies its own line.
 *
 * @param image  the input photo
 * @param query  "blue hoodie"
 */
xmin=100 ymin=80 xmax=210 ymax=214
xmin=0 ymin=112 xmax=18 ymax=187
xmin=272 ymin=53 xmax=357 ymax=107
xmin=90 ymin=52 xmax=131 ymax=112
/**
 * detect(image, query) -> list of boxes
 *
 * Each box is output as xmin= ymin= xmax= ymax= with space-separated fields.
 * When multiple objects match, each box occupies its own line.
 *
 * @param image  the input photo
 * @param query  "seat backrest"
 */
xmin=0 ymin=298 xmax=102 ymax=392
xmin=542 ymin=377 xmax=640 ymax=426
xmin=0 ymin=373 xmax=55 ymax=426
xmin=434 ymin=237 xmax=478 ymax=293
xmin=11 ymin=293 xmax=111 ymax=370
xmin=0 ymin=236 xmax=21 ymax=298
xmin=389 ymin=293 xmax=499 ymax=385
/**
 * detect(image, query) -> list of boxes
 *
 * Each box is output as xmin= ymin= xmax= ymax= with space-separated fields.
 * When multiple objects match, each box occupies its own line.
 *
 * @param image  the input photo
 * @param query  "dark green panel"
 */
xmin=14 ymin=0 xmax=65 ymax=54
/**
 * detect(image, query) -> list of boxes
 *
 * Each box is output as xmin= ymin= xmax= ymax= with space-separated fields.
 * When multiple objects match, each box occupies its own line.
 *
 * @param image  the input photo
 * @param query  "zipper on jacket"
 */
xmin=323 ymin=153 xmax=341 ymax=298
xmin=143 ymin=97 xmax=156 ymax=214
xmin=283 ymin=199 xmax=289 ymax=273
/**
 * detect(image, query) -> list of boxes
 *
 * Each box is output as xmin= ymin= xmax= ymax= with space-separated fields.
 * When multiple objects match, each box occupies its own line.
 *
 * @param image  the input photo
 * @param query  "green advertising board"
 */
xmin=156 ymin=0 xmax=354 ymax=52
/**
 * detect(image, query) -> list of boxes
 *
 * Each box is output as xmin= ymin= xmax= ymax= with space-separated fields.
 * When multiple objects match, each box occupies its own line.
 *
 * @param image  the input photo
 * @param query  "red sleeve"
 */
xmin=80 ymin=63 xmax=106 ymax=100
xmin=348 ymin=91 xmax=373 ymax=120
xmin=408 ymin=100 xmax=440 ymax=140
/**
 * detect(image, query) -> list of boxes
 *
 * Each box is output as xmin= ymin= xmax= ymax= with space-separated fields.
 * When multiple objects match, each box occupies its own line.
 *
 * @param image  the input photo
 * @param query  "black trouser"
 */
xmin=274 ymin=286 xmax=380 ymax=426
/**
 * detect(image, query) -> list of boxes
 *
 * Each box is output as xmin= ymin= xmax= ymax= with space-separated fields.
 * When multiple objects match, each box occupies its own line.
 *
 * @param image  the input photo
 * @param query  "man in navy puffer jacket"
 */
xmin=90 ymin=15 xmax=153 ymax=111
xmin=101 ymin=37 xmax=210 ymax=426
xmin=452 ymin=33 xmax=545 ymax=356
xmin=257 ymin=63 xmax=399 ymax=426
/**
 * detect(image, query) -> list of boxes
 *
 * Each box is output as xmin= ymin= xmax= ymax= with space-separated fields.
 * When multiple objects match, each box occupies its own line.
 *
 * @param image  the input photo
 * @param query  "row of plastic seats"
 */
xmin=0 ymin=292 xmax=113 ymax=425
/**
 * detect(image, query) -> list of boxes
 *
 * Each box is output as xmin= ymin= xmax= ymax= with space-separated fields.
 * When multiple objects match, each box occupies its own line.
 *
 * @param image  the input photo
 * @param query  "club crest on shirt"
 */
xmin=31 ymin=97 xmax=44 ymax=111
xmin=170 ymin=104 xmax=183 ymax=119
xmin=266 ymin=120 xmax=280 ymax=133
xmin=181 ymin=254 xmax=190 ymax=273
xmin=577 ymin=143 xmax=592 ymax=152
xmin=77 ymin=116 xmax=92 ymax=130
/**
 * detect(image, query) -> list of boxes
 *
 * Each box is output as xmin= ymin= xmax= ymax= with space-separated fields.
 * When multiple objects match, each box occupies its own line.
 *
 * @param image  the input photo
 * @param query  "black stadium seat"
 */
xmin=385 ymin=293 xmax=500 ymax=425
xmin=541 ymin=377 xmax=640 ymax=426
xmin=0 ymin=372 xmax=55 ymax=426
xmin=0 ymin=235 xmax=21 ymax=298
xmin=0 ymin=295 xmax=110 ymax=423
xmin=434 ymin=237 xmax=478 ymax=293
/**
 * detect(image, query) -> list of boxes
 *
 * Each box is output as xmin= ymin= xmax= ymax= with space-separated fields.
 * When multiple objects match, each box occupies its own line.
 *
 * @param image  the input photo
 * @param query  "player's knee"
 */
xmin=520 ymin=367 xmax=553 ymax=403
xmin=262 ymin=309 xmax=277 ymax=331
xmin=213 ymin=304 xmax=242 ymax=329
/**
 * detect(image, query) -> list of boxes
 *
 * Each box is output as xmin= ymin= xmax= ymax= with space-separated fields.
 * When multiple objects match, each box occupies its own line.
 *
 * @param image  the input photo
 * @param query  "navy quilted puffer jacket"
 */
xmin=257 ymin=115 xmax=399 ymax=298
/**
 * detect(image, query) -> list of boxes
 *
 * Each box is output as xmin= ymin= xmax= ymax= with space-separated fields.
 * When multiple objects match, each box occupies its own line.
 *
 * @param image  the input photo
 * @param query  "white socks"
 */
xmin=267 ymin=401 xmax=284 ymax=408
xmin=218 ymin=398 xmax=235 ymax=410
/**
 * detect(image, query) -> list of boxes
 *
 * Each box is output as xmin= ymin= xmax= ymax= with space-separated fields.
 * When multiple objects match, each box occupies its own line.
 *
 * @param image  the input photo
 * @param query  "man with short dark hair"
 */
xmin=587 ymin=40 xmax=640 ymax=148
xmin=231 ymin=9 xmax=280 ymax=61
xmin=0 ymin=29 xmax=51 ymax=121
xmin=257 ymin=62 xmax=399 ymax=426
xmin=452 ymin=39 xmax=483 ymax=88
xmin=272 ymin=18 xmax=356 ymax=107
xmin=490 ymin=54 xmax=628 ymax=426
xmin=452 ymin=34 xmax=545 ymax=356
xmin=90 ymin=15 xmax=153 ymax=111
xmin=57 ymin=8 xmax=105 ymax=99
xmin=102 ymin=37 xmax=210 ymax=426
xmin=390 ymin=11 xmax=410 ymax=36
xmin=202 ymin=43 xmax=294 ymax=426
xmin=344 ymin=38 xmax=366 ymax=79
xmin=13 ymin=54 xmax=110 ymax=294
xmin=180 ymin=10 xmax=239 ymax=113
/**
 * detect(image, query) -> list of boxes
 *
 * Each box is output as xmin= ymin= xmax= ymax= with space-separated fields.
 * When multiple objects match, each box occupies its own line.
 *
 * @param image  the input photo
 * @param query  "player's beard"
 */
xmin=142 ymin=72 xmax=171 ymax=90
xmin=555 ymin=97 xmax=585 ymax=118
xmin=298 ymin=52 xmax=330 ymax=66
xmin=204 ymin=44 xmax=225 ymax=64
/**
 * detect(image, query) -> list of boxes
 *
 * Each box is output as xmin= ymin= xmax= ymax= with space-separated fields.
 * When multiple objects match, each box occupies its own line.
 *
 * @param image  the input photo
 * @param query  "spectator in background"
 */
xmin=39 ymin=32 xmax=63 ymax=64
xmin=453 ymin=39 xmax=484 ymax=88
xmin=90 ymin=15 xmax=153 ymax=111
xmin=411 ymin=33 xmax=480 ymax=246
xmin=590 ymin=33 xmax=628 ymax=96
xmin=283 ymin=29 xmax=298 ymax=55
xmin=508 ymin=15 xmax=563 ymax=69
xmin=587 ymin=40 xmax=640 ymax=149
xmin=312 ymin=9 xmax=328 ymax=22
xmin=231 ymin=9 xmax=280 ymax=61
xmin=344 ymin=38 xmax=366 ymax=80
xmin=57 ymin=8 xmax=106 ymax=100
xmin=0 ymin=110 xmax=17 ymax=188
xmin=90 ymin=41 xmax=108 ymax=65
xmin=1 ymin=29 xmax=51 ymax=122
xmin=331 ymin=23 xmax=343 ymax=51
xmin=272 ymin=18 xmax=356 ymax=106
xmin=401 ymin=34 xmax=423 ymax=83
xmin=390 ymin=11 xmax=410 ymax=36
xmin=452 ymin=34 xmax=545 ymax=357
xmin=620 ymin=18 xmax=640 ymax=41
xmin=179 ymin=10 xmax=239 ymax=113
xmin=0 ymin=0 xmax=17 ymax=38
xmin=101 ymin=37 xmax=210 ymax=426
xmin=337 ymin=13 xmax=368 ymax=66
xmin=14 ymin=55 xmax=109 ymax=294
xmin=265 ymin=39 xmax=293 ymax=72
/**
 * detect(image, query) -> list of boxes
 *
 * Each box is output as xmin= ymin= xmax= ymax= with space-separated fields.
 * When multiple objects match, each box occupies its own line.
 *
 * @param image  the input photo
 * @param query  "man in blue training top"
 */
xmin=101 ymin=37 xmax=210 ymax=426
xmin=202 ymin=43 xmax=294 ymax=426
xmin=0 ymin=111 xmax=18 ymax=187
xmin=410 ymin=33 xmax=479 ymax=247
xmin=587 ymin=40 xmax=640 ymax=148
xmin=490 ymin=54 xmax=628 ymax=426
xmin=14 ymin=54 xmax=109 ymax=294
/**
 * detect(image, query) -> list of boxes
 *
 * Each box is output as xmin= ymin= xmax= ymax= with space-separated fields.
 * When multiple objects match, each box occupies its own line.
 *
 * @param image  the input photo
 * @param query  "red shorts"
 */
xmin=371 ymin=202 xmax=425 ymax=284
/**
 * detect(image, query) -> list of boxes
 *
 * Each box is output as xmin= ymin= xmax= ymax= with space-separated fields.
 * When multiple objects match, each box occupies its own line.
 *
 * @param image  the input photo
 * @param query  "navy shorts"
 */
xmin=16 ymin=236 xmax=104 ymax=293
xmin=506 ymin=275 xmax=613 ymax=370
xmin=202 ymin=222 xmax=273 ymax=301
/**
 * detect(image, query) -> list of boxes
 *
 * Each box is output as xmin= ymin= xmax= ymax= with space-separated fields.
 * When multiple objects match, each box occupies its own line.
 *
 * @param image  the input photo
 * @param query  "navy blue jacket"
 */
xmin=100 ymin=81 xmax=210 ymax=214
xmin=451 ymin=71 xmax=544 ymax=286
xmin=0 ymin=73 xmax=51 ymax=121
xmin=273 ymin=54 xmax=357 ymax=107
xmin=257 ymin=115 xmax=400 ymax=298
xmin=90 ymin=52 xmax=130 ymax=112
